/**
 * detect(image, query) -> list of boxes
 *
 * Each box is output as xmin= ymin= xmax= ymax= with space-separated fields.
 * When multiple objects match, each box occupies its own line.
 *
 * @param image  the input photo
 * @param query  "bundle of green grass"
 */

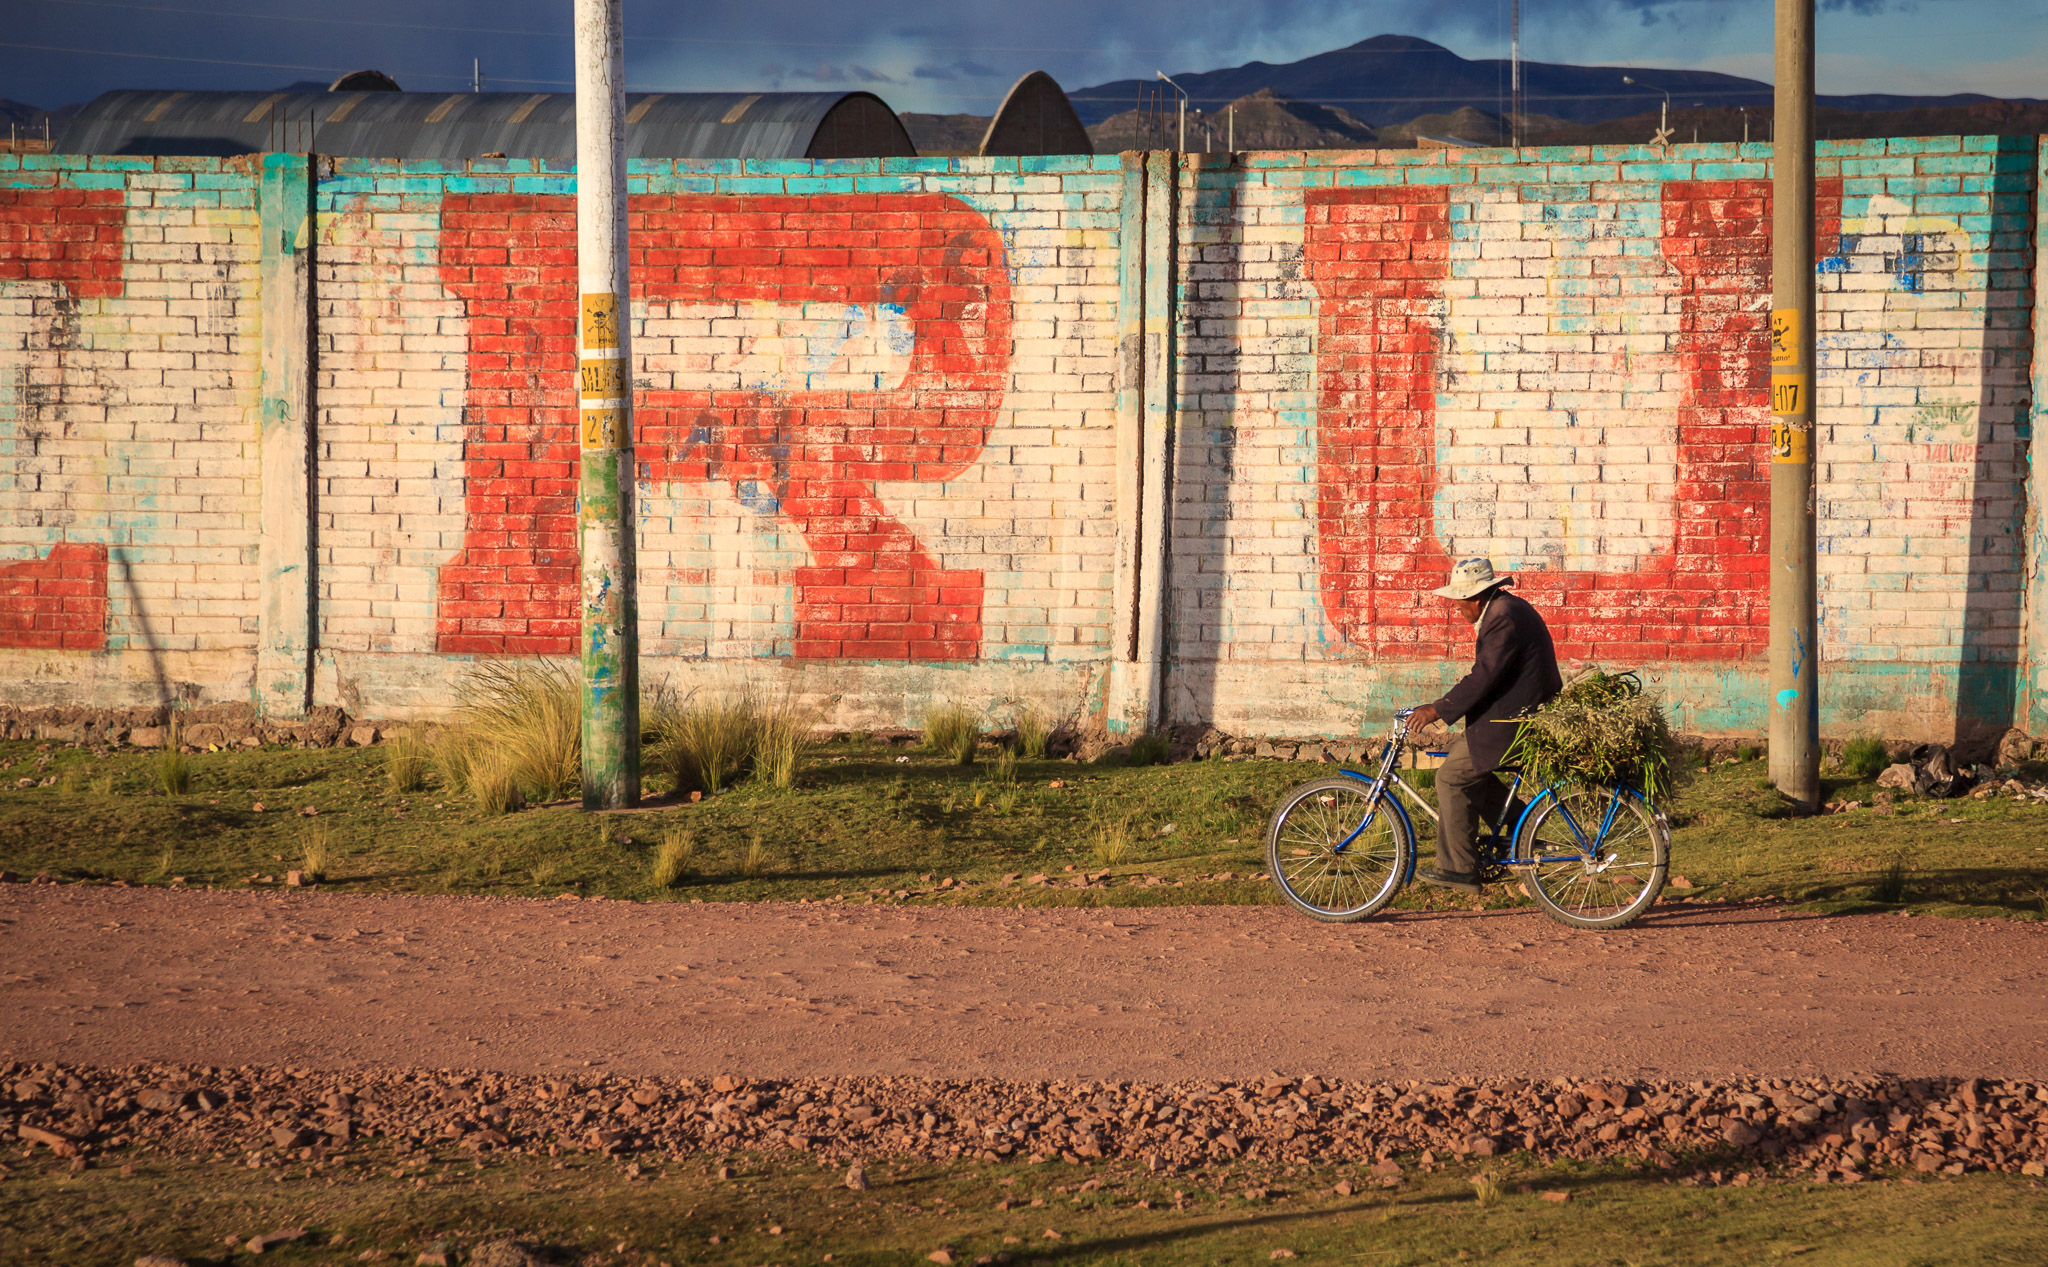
xmin=1503 ymin=670 xmax=1682 ymax=799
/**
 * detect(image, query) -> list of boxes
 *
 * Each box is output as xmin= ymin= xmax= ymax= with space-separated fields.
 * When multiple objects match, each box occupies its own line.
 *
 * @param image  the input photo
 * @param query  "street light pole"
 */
xmin=573 ymin=0 xmax=640 ymax=809
xmin=1623 ymin=76 xmax=1673 ymax=143
xmin=1157 ymin=72 xmax=1187 ymax=151
xmin=1769 ymin=0 xmax=1820 ymax=812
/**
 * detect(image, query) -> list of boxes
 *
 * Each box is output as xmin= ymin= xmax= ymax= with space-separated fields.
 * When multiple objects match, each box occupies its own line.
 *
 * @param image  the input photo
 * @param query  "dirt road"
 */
xmin=3 ymin=886 xmax=2043 ymax=1082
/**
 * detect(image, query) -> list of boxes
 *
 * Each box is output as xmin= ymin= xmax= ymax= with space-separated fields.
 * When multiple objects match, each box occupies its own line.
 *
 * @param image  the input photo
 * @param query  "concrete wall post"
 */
xmin=2024 ymin=143 xmax=2048 ymax=739
xmin=254 ymin=152 xmax=315 ymax=717
xmin=1133 ymin=149 xmax=1178 ymax=734
xmin=1105 ymin=149 xmax=1177 ymax=737
xmin=1107 ymin=151 xmax=1147 ymax=732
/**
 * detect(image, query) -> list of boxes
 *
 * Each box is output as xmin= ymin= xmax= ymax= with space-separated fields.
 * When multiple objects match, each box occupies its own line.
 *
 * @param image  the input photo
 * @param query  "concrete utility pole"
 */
xmin=574 ymin=0 xmax=640 ymax=809
xmin=1157 ymin=72 xmax=1186 ymax=150
xmin=1769 ymin=0 xmax=1821 ymax=812
xmin=1510 ymin=0 xmax=1521 ymax=148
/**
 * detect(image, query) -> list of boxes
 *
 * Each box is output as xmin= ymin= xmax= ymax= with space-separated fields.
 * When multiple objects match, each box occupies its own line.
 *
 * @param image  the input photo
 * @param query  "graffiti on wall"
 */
xmin=435 ymin=192 xmax=1011 ymax=660
xmin=1303 ymin=178 xmax=1844 ymax=664
xmin=0 ymin=187 xmax=123 ymax=650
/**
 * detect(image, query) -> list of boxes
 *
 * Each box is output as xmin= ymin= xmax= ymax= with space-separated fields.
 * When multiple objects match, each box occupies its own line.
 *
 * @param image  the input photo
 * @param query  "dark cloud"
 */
xmin=0 ymin=0 xmax=1969 ymax=116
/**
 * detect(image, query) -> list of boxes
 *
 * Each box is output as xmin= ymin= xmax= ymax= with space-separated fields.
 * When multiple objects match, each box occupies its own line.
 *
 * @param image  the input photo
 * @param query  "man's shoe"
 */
xmin=1417 ymin=867 xmax=1482 ymax=895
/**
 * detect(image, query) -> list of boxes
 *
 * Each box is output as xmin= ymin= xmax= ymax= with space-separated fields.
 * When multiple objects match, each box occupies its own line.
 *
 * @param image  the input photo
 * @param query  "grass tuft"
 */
xmin=467 ymin=752 xmax=527 ymax=816
xmin=1128 ymin=731 xmax=1171 ymax=768
xmin=453 ymin=660 xmax=580 ymax=802
xmin=428 ymin=726 xmax=477 ymax=796
xmin=1093 ymin=816 xmax=1135 ymax=867
xmin=1873 ymin=846 xmax=1914 ymax=905
xmin=991 ymin=747 xmax=1019 ymax=784
xmin=650 ymin=685 xmax=762 ymax=796
xmin=651 ymin=828 xmax=694 ymax=890
xmin=756 ymin=691 xmax=817 ymax=791
xmin=1470 ymin=1173 xmax=1501 ymax=1206
xmin=1015 ymin=707 xmax=1052 ymax=759
xmin=383 ymin=727 xmax=429 ymax=793
xmin=300 ymin=822 xmax=330 ymax=883
xmin=1840 ymin=735 xmax=1890 ymax=781
xmin=923 ymin=703 xmax=981 ymax=766
xmin=155 ymin=716 xmax=191 ymax=797
xmin=741 ymin=834 xmax=769 ymax=877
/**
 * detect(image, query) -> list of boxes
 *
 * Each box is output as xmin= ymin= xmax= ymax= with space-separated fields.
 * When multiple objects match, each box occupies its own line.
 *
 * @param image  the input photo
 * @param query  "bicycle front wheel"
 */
xmin=1265 ymin=777 xmax=1414 ymax=923
xmin=1513 ymin=783 xmax=1668 ymax=930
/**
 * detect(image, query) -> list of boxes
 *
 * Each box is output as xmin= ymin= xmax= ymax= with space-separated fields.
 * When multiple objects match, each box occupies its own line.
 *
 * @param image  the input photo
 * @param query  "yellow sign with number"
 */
xmin=581 ymin=406 xmax=627 ymax=449
xmin=1770 ymin=374 xmax=1808 ymax=416
xmin=1770 ymin=420 xmax=1810 ymax=464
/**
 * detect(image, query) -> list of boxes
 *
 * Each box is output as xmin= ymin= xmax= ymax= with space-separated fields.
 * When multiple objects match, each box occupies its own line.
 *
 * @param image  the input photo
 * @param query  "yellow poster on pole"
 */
xmin=1770 ymin=308 xmax=1799 ymax=368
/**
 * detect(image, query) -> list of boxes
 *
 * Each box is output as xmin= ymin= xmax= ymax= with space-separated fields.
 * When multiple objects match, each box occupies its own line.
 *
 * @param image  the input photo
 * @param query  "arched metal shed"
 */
xmin=979 ymin=71 xmax=1093 ymax=157
xmin=57 ymin=89 xmax=917 ymax=161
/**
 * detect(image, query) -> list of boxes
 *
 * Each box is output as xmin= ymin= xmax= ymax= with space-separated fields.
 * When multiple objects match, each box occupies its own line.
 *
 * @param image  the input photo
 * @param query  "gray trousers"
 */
xmin=1435 ymin=731 xmax=1509 ymax=875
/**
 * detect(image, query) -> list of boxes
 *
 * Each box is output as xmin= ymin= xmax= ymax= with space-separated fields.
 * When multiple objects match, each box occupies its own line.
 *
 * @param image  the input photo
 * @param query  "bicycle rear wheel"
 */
xmin=1266 ymin=776 xmax=1414 ymax=922
xmin=1513 ymin=783 xmax=1668 ymax=930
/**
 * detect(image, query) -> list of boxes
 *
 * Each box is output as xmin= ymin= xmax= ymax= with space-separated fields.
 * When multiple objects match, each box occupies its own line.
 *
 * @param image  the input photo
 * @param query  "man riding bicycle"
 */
xmin=1403 ymin=558 xmax=1562 ymax=895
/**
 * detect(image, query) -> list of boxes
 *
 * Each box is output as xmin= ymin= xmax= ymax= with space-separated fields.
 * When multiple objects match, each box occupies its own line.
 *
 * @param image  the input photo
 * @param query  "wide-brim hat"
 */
xmin=1432 ymin=557 xmax=1514 ymax=600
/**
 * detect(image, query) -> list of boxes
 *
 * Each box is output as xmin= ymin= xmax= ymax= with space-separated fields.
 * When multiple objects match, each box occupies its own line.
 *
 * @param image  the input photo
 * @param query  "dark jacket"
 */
xmin=1430 ymin=589 xmax=1563 ymax=774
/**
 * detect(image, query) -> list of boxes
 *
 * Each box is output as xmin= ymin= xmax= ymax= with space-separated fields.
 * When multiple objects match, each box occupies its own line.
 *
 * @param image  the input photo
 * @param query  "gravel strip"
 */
xmin=8 ymin=1061 xmax=2045 ymax=1184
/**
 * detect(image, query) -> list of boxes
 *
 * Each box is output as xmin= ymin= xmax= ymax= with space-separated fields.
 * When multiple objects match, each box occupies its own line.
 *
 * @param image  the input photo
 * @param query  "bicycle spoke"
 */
xmin=1519 ymin=783 xmax=1668 ymax=929
xmin=1266 ymin=779 xmax=1408 ymax=920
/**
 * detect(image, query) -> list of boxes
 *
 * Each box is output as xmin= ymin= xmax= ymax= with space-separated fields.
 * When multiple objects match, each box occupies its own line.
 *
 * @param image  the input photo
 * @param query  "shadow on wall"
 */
xmin=1165 ymin=155 xmax=1239 ymax=735
xmin=1956 ymin=135 xmax=2037 ymax=753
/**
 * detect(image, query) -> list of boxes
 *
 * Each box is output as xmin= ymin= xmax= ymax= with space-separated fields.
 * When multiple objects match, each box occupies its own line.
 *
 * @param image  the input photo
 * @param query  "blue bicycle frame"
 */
xmin=1325 ymin=708 xmax=1638 ymax=872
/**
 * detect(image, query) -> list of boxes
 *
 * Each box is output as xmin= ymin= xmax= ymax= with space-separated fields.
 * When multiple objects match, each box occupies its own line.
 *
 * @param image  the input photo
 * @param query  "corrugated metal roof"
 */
xmin=980 ymin=71 xmax=1093 ymax=156
xmin=56 ymin=89 xmax=917 ymax=161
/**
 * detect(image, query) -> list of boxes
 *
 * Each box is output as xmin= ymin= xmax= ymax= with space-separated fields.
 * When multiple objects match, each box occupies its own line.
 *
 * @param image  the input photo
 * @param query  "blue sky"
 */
xmin=2 ymin=0 xmax=2043 ymax=112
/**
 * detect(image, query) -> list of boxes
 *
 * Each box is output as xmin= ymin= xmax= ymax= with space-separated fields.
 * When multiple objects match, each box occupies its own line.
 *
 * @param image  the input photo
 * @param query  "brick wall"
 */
xmin=0 ymin=157 xmax=262 ymax=705
xmin=0 ymin=141 xmax=2040 ymax=741
xmin=1168 ymin=137 xmax=2036 ymax=740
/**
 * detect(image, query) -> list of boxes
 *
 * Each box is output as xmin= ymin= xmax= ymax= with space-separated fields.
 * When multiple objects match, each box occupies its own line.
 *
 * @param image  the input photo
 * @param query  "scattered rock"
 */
xmin=18 ymin=1125 xmax=78 ymax=1154
xmin=285 ymin=871 xmax=307 ymax=888
xmin=1875 ymin=764 xmax=1916 ymax=791
xmin=1668 ymin=876 xmax=1693 ymax=890
xmin=845 ymin=1161 xmax=869 ymax=1191
xmin=134 ymin=1257 xmax=190 ymax=1267
xmin=247 ymin=1229 xmax=309 ymax=1253
xmin=1723 ymin=1120 xmax=1762 ymax=1148
xmin=1540 ymin=1190 xmax=1571 ymax=1203
xmin=1269 ymin=1251 xmax=1298 ymax=1261
xmin=927 ymin=1251 xmax=956 ymax=1265
xmin=468 ymin=1241 xmax=546 ymax=1267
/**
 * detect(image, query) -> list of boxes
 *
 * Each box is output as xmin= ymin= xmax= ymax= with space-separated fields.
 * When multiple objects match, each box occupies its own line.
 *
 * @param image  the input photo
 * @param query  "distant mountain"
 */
xmin=0 ymin=98 xmax=81 ymax=141
xmin=1069 ymin=34 xmax=2036 ymax=130
xmin=899 ymin=113 xmax=991 ymax=155
xmin=1090 ymin=88 xmax=1378 ymax=152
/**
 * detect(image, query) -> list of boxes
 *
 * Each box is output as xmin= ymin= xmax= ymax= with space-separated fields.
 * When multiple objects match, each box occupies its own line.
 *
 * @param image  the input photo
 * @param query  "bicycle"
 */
xmin=1264 ymin=707 xmax=1671 ymax=930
